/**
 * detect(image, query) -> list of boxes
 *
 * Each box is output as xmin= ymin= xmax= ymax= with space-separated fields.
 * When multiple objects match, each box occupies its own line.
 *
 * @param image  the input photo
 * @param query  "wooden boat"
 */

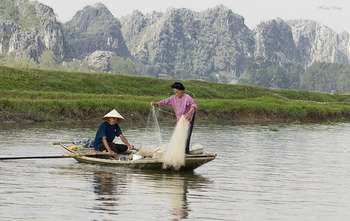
xmin=58 ymin=142 xmax=216 ymax=171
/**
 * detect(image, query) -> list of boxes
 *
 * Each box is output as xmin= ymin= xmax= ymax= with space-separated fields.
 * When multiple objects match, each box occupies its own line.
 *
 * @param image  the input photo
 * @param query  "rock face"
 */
xmin=120 ymin=10 xmax=163 ymax=52
xmin=84 ymin=50 xmax=114 ymax=72
xmin=288 ymin=20 xmax=350 ymax=65
xmin=0 ymin=0 xmax=65 ymax=60
xmin=254 ymin=18 xmax=299 ymax=64
xmin=63 ymin=3 xmax=130 ymax=59
xmin=254 ymin=18 xmax=350 ymax=66
xmin=3 ymin=0 xmax=350 ymax=81
xmin=121 ymin=6 xmax=254 ymax=78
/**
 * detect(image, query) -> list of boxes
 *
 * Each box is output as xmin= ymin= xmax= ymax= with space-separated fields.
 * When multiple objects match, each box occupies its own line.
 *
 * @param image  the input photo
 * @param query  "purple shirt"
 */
xmin=157 ymin=93 xmax=197 ymax=121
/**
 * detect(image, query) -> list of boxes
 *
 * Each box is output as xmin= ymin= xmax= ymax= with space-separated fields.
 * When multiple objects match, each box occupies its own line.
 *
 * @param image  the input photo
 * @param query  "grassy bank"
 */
xmin=2 ymin=66 xmax=350 ymax=124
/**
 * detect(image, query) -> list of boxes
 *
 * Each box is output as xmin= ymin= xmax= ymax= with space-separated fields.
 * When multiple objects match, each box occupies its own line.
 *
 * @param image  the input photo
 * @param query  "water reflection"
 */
xmin=93 ymin=170 xmax=124 ymax=215
xmin=7 ymin=123 xmax=350 ymax=220
xmin=91 ymin=168 xmax=211 ymax=220
xmin=168 ymin=178 xmax=189 ymax=220
xmin=152 ymin=173 xmax=190 ymax=220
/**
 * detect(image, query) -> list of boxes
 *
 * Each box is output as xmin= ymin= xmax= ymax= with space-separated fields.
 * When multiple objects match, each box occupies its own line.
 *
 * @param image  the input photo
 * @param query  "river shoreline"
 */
xmin=1 ymin=108 xmax=349 ymax=127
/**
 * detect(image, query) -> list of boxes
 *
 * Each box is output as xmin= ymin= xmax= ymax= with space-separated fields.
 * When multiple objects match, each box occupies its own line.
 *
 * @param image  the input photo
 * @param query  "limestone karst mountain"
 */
xmin=287 ymin=19 xmax=350 ymax=66
xmin=253 ymin=18 xmax=350 ymax=67
xmin=63 ymin=2 xmax=130 ymax=60
xmin=1 ymin=0 xmax=350 ymax=87
xmin=120 ymin=6 xmax=254 ymax=79
xmin=254 ymin=18 xmax=299 ymax=64
xmin=0 ymin=0 xmax=65 ymax=61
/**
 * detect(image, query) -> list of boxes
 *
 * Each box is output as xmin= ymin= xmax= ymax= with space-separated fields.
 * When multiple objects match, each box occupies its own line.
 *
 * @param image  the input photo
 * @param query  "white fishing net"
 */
xmin=137 ymin=107 xmax=190 ymax=170
xmin=161 ymin=116 xmax=189 ymax=170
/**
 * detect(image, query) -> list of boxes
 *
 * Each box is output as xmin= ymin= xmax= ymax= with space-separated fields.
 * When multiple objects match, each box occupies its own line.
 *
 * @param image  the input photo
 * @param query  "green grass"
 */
xmin=0 ymin=66 xmax=279 ymax=99
xmin=2 ymin=65 xmax=350 ymax=123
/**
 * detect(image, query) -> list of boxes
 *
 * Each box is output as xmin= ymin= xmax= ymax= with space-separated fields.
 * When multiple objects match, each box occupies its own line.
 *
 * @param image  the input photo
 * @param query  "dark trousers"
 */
xmin=100 ymin=143 xmax=128 ymax=154
xmin=185 ymin=112 xmax=196 ymax=153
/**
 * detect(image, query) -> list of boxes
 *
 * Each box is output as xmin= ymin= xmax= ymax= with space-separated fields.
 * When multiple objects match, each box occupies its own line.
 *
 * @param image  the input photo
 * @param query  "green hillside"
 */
xmin=1 ymin=66 xmax=350 ymax=123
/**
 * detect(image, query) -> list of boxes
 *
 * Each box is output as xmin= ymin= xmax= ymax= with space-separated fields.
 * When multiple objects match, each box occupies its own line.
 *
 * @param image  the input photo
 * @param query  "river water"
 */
xmin=1 ymin=122 xmax=350 ymax=220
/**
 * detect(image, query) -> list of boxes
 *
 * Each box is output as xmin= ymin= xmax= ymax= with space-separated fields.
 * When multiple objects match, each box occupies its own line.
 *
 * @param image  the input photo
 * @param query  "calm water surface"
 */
xmin=1 ymin=122 xmax=350 ymax=220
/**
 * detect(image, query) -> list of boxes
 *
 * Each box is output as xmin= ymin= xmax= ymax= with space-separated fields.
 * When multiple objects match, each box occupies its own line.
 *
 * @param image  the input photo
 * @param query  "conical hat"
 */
xmin=103 ymin=109 xmax=125 ymax=120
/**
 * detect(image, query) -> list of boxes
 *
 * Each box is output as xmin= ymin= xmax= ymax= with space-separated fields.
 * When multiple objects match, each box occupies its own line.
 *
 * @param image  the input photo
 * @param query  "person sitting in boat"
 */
xmin=93 ymin=109 xmax=133 ymax=160
xmin=151 ymin=82 xmax=197 ymax=153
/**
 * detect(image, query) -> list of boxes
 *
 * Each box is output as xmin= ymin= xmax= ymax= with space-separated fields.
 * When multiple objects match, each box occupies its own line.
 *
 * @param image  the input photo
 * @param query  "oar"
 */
xmin=52 ymin=142 xmax=71 ymax=145
xmin=0 ymin=153 xmax=112 ymax=161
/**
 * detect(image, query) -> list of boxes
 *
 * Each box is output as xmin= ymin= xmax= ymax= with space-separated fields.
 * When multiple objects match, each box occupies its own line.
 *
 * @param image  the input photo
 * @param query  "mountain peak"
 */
xmin=213 ymin=4 xmax=230 ymax=11
xmin=287 ymin=19 xmax=334 ymax=32
xmin=65 ymin=2 xmax=116 ymax=33
xmin=79 ymin=2 xmax=113 ymax=17
xmin=63 ymin=1 xmax=129 ymax=59
xmin=91 ymin=2 xmax=110 ymax=11
xmin=0 ymin=0 xmax=65 ymax=60
xmin=92 ymin=2 xmax=106 ymax=8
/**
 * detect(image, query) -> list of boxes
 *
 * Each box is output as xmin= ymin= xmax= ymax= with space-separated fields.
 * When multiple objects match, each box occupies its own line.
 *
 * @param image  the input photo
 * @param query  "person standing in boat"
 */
xmin=151 ymin=82 xmax=197 ymax=153
xmin=93 ymin=109 xmax=134 ymax=160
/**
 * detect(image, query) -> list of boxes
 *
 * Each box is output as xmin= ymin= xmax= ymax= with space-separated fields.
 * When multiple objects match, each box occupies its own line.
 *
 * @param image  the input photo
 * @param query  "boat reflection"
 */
xmin=92 ymin=170 xmax=126 ymax=215
xmin=92 ymin=168 xmax=211 ymax=220
xmin=157 ymin=173 xmax=190 ymax=220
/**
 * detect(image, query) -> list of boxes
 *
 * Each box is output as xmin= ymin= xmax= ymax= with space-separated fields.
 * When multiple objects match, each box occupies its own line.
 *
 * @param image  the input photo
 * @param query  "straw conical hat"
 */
xmin=103 ymin=109 xmax=125 ymax=120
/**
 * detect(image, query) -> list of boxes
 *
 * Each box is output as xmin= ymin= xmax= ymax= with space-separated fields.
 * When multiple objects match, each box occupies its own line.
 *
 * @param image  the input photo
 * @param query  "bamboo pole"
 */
xmin=0 ymin=153 xmax=111 ymax=160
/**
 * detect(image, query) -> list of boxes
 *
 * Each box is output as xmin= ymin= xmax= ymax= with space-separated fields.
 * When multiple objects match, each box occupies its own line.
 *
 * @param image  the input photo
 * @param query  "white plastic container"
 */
xmin=189 ymin=144 xmax=204 ymax=154
xmin=132 ymin=154 xmax=143 ymax=160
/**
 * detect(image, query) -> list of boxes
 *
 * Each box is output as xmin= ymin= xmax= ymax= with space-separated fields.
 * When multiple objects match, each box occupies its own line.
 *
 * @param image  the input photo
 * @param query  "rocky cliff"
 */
xmin=121 ymin=6 xmax=254 ymax=79
xmin=63 ymin=3 xmax=130 ymax=59
xmin=2 ymin=0 xmax=350 ymax=82
xmin=288 ymin=20 xmax=350 ymax=65
xmin=0 ymin=0 xmax=65 ymax=61
xmin=121 ymin=7 xmax=350 ymax=79
xmin=254 ymin=18 xmax=299 ymax=64
xmin=254 ymin=18 xmax=350 ymax=66
xmin=84 ymin=50 xmax=114 ymax=72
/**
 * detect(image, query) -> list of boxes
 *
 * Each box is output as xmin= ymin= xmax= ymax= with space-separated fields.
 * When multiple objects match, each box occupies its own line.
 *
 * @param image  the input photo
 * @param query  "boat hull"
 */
xmin=58 ymin=143 xmax=216 ymax=171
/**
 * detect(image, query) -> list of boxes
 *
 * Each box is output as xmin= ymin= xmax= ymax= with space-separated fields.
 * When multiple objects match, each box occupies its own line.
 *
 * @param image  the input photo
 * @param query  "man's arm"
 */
xmin=151 ymin=96 xmax=172 ymax=107
xmin=120 ymin=134 xmax=133 ymax=150
xmin=184 ymin=97 xmax=197 ymax=121
xmin=184 ymin=106 xmax=195 ymax=121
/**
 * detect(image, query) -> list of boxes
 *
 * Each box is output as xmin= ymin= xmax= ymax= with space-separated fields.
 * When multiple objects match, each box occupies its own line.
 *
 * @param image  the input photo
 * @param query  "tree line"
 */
xmin=239 ymin=57 xmax=350 ymax=93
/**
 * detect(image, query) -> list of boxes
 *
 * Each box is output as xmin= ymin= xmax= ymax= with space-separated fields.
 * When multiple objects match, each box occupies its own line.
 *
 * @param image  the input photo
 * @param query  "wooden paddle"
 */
xmin=0 ymin=152 xmax=112 ymax=160
xmin=52 ymin=142 xmax=71 ymax=145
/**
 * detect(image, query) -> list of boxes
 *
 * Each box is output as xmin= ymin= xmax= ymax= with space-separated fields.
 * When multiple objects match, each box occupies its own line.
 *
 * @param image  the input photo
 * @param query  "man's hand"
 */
xmin=127 ymin=144 xmax=134 ymax=150
xmin=184 ymin=112 xmax=191 ymax=121
xmin=109 ymin=151 xmax=119 ymax=160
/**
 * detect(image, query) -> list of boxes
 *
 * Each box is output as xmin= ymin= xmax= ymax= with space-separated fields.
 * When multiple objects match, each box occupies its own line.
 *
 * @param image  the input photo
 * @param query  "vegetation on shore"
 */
xmin=241 ymin=59 xmax=350 ymax=93
xmin=1 ymin=66 xmax=350 ymax=124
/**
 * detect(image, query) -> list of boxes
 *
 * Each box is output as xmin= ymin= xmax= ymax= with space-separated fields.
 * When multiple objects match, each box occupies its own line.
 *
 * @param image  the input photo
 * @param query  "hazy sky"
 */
xmin=38 ymin=0 xmax=350 ymax=32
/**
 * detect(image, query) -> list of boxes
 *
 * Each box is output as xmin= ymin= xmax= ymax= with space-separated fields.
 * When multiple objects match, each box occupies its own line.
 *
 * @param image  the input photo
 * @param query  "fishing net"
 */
xmin=161 ymin=116 xmax=189 ymax=170
xmin=137 ymin=108 xmax=189 ymax=170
